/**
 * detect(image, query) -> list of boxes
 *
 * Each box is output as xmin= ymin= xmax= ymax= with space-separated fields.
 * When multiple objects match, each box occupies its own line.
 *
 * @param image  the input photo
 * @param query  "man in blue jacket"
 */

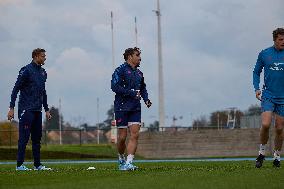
xmin=111 ymin=47 xmax=152 ymax=170
xmin=7 ymin=48 xmax=52 ymax=171
xmin=253 ymin=28 xmax=284 ymax=168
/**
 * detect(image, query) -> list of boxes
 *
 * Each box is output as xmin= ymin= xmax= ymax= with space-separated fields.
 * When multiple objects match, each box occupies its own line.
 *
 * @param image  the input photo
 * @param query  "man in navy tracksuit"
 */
xmin=253 ymin=28 xmax=284 ymax=168
xmin=7 ymin=48 xmax=52 ymax=171
xmin=111 ymin=47 xmax=152 ymax=170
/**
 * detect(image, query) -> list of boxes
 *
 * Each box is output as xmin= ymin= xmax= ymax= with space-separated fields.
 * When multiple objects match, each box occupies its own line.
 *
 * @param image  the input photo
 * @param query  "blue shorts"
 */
xmin=115 ymin=111 xmax=141 ymax=128
xmin=261 ymin=96 xmax=284 ymax=117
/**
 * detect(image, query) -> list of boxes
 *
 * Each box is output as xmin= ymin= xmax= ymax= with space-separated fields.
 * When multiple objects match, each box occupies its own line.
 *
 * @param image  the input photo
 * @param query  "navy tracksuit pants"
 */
xmin=17 ymin=110 xmax=42 ymax=167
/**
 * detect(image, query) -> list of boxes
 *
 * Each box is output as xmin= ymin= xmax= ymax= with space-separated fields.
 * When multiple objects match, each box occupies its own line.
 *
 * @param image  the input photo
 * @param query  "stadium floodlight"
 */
xmin=110 ymin=11 xmax=117 ymax=143
xmin=153 ymin=0 xmax=165 ymax=131
xmin=135 ymin=16 xmax=138 ymax=47
xmin=59 ymin=98 xmax=62 ymax=145
xmin=97 ymin=98 xmax=100 ymax=144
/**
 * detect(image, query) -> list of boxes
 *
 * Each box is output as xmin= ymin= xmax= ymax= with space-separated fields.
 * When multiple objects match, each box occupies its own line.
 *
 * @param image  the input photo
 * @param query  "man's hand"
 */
xmin=145 ymin=100 xmax=152 ymax=108
xmin=7 ymin=108 xmax=14 ymax=121
xmin=46 ymin=111 xmax=52 ymax=120
xmin=136 ymin=90 xmax=141 ymax=99
xmin=255 ymin=90 xmax=261 ymax=101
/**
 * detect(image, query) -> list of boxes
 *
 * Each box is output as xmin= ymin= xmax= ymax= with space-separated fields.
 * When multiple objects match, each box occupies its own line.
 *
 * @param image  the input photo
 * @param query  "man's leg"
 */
xmin=127 ymin=124 xmax=140 ymax=156
xmin=124 ymin=123 xmax=141 ymax=171
xmin=274 ymin=114 xmax=284 ymax=151
xmin=272 ymin=113 xmax=284 ymax=167
xmin=260 ymin=111 xmax=273 ymax=149
xmin=117 ymin=128 xmax=127 ymax=157
xmin=115 ymin=111 xmax=128 ymax=170
xmin=31 ymin=112 xmax=42 ymax=168
xmin=126 ymin=111 xmax=141 ymax=158
xmin=17 ymin=110 xmax=32 ymax=169
xmin=125 ymin=111 xmax=141 ymax=170
xmin=256 ymin=111 xmax=273 ymax=168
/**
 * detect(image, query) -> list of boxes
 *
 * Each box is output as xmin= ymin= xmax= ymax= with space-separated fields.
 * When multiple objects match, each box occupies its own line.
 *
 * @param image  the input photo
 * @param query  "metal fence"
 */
xmin=1 ymin=118 xmax=261 ymax=147
xmin=0 ymin=129 xmax=110 ymax=147
xmin=240 ymin=115 xmax=261 ymax=128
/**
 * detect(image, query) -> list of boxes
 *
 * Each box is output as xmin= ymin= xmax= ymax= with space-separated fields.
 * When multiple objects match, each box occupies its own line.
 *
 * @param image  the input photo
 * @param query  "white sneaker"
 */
xmin=124 ymin=162 xmax=138 ymax=171
xmin=16 ymin=165 xmax=32 ymax=171
xmin=34 ymin=165 xmax=52 ymax=170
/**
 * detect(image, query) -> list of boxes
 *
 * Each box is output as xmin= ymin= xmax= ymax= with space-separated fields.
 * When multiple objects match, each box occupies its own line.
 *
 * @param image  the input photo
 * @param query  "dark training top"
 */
xmin=10 ymin=61 xmax=49 ymax=113
xmin=111 ymin=62 xmax=149 ymax=111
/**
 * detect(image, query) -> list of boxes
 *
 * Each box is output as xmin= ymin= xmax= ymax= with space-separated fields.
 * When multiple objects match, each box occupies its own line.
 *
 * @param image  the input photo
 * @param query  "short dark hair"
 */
xmin=32 ymin=48 xmax=46 ymax=58
xmin=273 ymin=28 xmax=284 ymax=41
xmin=123 ymin=47 xmax=141 ymax=61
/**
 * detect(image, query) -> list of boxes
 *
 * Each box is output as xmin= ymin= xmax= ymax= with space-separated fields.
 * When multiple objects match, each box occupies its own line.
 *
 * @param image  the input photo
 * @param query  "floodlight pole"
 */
xmin=154 ymin=0 xmax=165 ymax=131
xmin=111 ymin=11 xmax=115 ymax=69
xmin=135 ymin=16 xmax=138 ymax=47
xmin=111 ymin=11 xmax=117 ymax=143
xmin=59 ymin=98 xmax=62 ymax=145
xmin=97 ymin=98 xmax=100 ymax=144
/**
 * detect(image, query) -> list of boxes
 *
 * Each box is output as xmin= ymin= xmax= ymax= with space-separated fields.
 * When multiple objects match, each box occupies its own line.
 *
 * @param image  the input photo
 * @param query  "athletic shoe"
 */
xmin=34 ymin=165 xmax=52 ymax=171
xmin=255 ymin=154 xmax=265 ymax=168
xmin=273 ymin=159 xmax=280 ymax=168
xmin=118 ymin=159 xmax=126 ymax=171
xmin=124 ymin=162 xmax=138 ymax=171
xmin=16 ymin=165 xmax=32 ymax=171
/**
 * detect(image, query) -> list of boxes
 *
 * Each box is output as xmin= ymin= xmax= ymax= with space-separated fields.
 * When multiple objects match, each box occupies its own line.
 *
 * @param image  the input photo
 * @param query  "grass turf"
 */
xmin=0 ymin=161 xmax=283 ymax=189
xmin=0 ymin=144 xmax=118 ymax=160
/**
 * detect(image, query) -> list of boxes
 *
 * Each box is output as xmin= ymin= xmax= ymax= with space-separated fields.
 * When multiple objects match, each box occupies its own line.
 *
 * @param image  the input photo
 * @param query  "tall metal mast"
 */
xmin=110 ymin=11 xmax=117 ymax=143
xmin=135 ymin=16 xmax=138 ymax=47
xmin=154 ymin=0 xmax=165 ymax=130
xmin=97 ymin=98 xmax=100 ymax=144
xmin=111 ymin=11 xmax=115 ymax=69
xmin=59 ymin=98 xmax=62 ymax=145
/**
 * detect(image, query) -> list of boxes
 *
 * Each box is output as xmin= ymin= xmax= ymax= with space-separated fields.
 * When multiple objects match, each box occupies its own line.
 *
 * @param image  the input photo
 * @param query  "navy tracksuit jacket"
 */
xmin=111 ymin=62 xmax=149 ymax=112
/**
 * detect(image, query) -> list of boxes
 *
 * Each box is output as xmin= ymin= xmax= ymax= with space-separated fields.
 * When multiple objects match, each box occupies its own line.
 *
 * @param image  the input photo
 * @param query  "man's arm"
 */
xmin=140 ymin=77 xmax=151 ymax=108
xmin=10 ymin=67 xmax=28 ymax=108
xmin=8 ymin=67 xmax=28 ymax=120
xmin=43 ymin=89 xmax=49 ymax=112
xmin=253 ymin=52 xmax=264 ymax=92
xmin=111 ymin=68 xmax=137 ymax=97
xmin=253 ymin=51 xmax=264 ymax=101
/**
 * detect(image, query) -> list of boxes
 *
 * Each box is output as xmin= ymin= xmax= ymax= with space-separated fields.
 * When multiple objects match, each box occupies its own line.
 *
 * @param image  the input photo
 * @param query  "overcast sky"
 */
xmin=0 ymin=0 xmax=283 ymax=127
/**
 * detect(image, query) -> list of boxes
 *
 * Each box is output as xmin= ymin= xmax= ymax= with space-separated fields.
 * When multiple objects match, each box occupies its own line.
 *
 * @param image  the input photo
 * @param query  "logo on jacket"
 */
xmin=270 ymin=62 xmax=284 ymax=71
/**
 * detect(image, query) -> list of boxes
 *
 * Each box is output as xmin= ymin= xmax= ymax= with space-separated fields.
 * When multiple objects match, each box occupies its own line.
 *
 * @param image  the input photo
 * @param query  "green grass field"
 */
xmin=1 ymin=161 xmax=283 ymax=189
xmin=0 ymin=144 xmax=118 ymax=160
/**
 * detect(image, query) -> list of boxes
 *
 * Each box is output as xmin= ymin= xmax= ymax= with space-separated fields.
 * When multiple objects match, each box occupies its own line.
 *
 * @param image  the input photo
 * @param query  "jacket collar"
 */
xmin=31 ymin=61 xmax=42 ymax=69
xmin=124 ymin=62 xmax=137 ymax=70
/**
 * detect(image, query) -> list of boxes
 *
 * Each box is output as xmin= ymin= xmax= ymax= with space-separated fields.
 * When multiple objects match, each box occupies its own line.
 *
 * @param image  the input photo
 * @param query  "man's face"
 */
xmin=274 ymin=34 xmax=284 ymax=50
xmin=34 ymin=52 xmax=46 ymax=65
xmin=130 ymin=51 xmax=141 ymax=67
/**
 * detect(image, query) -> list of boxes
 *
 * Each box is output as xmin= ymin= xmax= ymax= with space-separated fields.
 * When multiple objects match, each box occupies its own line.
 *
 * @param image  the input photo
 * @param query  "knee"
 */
xmin=130 ymin=132 xmax=139 ymax=140
xmin=117 ymin=135 xmax=126 ymax=143
xmin=32 ymin=139 xmax=41 ymax=145
xmin=261 ymin=121 xmax=271 ymax=130
xmin=18 ymin=136 xmax=29 ymax=145
xmin=275 ymin=128 xmax=283 ymax=136
xmin=31 ymin=136 xmax=42 ymax=144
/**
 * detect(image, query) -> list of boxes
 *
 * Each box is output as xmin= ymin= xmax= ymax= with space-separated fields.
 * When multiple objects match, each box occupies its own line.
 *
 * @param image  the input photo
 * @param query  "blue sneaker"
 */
xmin=118 ymin=159 xmax=126 ymax=170
xmin=34 ymin=165 xmax=52 ymax=171
xmin=16 ymin=165 xmax=32 ymax=171
xmin=124 ymin=162 xmax=138 ymax=171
